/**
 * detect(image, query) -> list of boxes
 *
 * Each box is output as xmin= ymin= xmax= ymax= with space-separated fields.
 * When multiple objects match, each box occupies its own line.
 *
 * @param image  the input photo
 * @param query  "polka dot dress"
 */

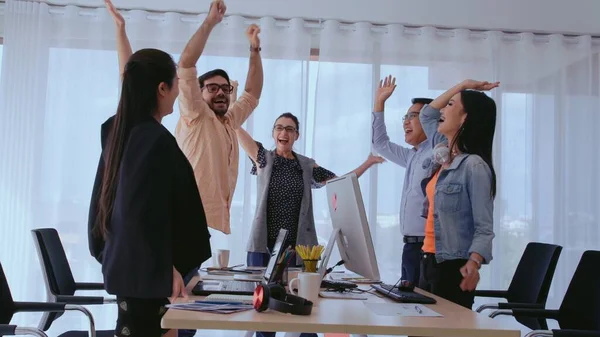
xmin=251 ymin=142 xmax=336 ymax=250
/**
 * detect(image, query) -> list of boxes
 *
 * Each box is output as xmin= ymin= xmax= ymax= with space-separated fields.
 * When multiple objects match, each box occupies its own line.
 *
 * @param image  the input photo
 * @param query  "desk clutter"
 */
xmin=167 ymin=300 xmax=253 ymax=314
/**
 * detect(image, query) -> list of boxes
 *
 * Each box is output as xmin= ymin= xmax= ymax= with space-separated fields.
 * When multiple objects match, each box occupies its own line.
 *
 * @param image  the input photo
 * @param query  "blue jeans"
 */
xmin=178 ymin=267 xmax=200 ymax=337
xmin=247 ymin=252 xmax=317 ymax=337
xmin=401 ymin=241 xmax=423 ymax=285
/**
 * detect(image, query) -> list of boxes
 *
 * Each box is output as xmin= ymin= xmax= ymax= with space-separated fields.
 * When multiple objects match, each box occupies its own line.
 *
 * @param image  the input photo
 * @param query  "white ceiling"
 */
xmin=30 ymin=0 xmax=600 ymax=36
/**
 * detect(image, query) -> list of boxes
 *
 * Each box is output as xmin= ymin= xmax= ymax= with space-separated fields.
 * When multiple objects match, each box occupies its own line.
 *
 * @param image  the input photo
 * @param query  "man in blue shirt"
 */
xmin=371 ymin=75 xmax=433 ymax=285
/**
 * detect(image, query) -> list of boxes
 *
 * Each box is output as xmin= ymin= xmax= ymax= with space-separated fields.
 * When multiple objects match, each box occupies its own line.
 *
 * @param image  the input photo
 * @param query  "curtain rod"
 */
xmin=4 ymin=1 xmax=600 ymax=40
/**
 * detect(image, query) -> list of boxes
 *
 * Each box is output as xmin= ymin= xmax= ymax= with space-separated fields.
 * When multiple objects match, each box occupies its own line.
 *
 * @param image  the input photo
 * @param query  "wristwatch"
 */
xmin=250 ymin=46 xmax=261 ymax=52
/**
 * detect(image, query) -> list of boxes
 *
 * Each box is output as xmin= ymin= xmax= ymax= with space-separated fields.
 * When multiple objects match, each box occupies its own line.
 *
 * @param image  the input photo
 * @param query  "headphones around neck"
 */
xmin=252 ymin=283 xmax=313 ymax=316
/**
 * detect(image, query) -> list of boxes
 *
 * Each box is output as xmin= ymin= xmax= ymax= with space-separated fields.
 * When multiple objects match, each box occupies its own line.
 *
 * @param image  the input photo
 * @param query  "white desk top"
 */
xmin=161 ymin=274 xmax=524 ymax=337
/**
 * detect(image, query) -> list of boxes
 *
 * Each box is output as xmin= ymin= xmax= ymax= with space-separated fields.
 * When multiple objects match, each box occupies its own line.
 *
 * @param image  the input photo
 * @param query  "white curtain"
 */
xmin=0 ymin=1 xmax=310 ymax=335
xmin=311 ymin=21 xmax=600 ymax=327
xmin=2 ymin=0 xmax=600 ymax=335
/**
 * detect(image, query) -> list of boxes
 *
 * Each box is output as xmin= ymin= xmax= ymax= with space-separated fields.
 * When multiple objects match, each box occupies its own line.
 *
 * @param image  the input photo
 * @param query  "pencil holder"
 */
xmin=302 ymin=259 xmax=319 ymax=273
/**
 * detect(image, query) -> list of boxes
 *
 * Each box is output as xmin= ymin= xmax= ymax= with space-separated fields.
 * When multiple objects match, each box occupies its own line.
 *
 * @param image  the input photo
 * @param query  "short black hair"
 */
xmin=198 ymin=68 xmax=230 ymax=88
xmin=411 ymin=97 xmax=433 ymax=105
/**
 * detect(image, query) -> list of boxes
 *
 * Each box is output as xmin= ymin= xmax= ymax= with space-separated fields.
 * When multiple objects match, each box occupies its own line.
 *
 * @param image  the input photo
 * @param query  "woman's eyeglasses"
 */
xmin=203 ymin=83 xmax=234 ymax=94
xmin=273 ymin=125 xmax=297 ymax=133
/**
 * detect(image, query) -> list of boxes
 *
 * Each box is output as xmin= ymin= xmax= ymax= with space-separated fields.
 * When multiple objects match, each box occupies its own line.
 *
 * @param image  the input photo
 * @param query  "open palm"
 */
xmin=376 ymin=75 xmax=396 ymax=102
xmin=461 ymin=79 xmax=500 ymax=91
xmin=105 ymin=0 xmax=125 ymax=27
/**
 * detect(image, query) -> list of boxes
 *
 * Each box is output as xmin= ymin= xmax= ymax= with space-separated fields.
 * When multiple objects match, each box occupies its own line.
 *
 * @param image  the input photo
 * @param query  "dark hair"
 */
xmin=411 ymin=97 xmax=433 ymax=105
xmin=94 ymin=48 xmax=177 ymax=239
xmin=273 ymin=112 xmax=300 ymax=131
xmin=198 ymin=68 xmax=230 ymax=88
xmin=450 ymin=90 xmax=497 ymax=199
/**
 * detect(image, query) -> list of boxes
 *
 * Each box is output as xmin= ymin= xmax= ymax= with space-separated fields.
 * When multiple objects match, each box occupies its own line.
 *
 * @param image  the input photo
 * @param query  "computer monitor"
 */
xmin=325 ymin=172 xmax=380 ymax=281
xmin=263 ymin=228 xmax=288 ymax=283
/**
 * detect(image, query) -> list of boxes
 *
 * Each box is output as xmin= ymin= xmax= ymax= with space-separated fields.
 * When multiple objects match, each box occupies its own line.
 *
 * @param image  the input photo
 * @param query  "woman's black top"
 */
xmin=88 ymin=116 xmax=211 ymax=298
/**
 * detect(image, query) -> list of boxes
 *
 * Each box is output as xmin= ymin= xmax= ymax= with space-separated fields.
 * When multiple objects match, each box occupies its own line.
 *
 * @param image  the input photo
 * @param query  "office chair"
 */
xmin=476 ymin=242 xmax=562 ymax=330
xmin=490 ymin=250 xmax=600 ymax=337
xmin=0 ymin=261 xmax=96 ymax=337
xmin=31 ymin=228 xmax=115 ymax=334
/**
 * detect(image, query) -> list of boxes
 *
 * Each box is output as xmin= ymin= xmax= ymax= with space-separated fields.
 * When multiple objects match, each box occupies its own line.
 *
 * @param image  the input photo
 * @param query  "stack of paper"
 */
xmin=167 ymin=301 xmax=253 ymax=314
xmin=363 ymin=303 xmax=442 ymax=317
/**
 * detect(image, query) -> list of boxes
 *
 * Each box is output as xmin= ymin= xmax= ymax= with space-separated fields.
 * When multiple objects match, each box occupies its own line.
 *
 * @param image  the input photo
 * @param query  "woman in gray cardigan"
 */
xmin=236 ymin=112 xmax=384 ymax=267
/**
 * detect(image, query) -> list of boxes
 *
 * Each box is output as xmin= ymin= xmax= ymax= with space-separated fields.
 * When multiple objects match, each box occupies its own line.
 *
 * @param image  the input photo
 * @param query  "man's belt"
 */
xmin=403 ymin=236 xmax=425 ymax=244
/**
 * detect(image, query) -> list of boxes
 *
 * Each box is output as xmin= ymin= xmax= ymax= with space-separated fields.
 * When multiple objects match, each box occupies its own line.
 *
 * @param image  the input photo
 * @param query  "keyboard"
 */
xmin=205 ymin=294 xmax=254 ymax=304
xmin=321 ymin=279 xmax=358 ymax=290
xmin=192 ymin=280 xmax=258 ymax=295
xmin=372 ymin=283 xmax=437 ymax=304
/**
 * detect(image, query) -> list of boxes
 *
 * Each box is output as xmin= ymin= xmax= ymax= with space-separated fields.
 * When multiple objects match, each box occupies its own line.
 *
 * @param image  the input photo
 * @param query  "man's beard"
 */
xmin=210 ymin=94 xmax=229 ymax=117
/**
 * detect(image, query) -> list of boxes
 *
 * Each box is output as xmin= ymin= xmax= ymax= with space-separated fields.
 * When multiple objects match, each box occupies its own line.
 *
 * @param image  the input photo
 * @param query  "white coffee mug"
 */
xmin=216 ymin=249 xmax=230 ymax=268
xmin=288 ymin=272 xmax=321 ymax=305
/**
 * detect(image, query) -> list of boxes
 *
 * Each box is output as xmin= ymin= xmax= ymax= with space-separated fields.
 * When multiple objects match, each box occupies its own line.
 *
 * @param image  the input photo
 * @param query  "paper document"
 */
xmin=167 ymin=301 xmax=253 ymax=314
xmin=363 ymin=302 xmax=442 ymax=317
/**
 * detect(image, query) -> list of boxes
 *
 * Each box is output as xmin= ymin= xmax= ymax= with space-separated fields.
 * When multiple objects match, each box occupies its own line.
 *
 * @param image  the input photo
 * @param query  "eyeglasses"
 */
xmin=203 ymin=83 xmax=234 ymax=94
xmin=402 ymin=112 xmax=419 ymax=122
xmin=274 ymin=125 xmax=297 ymax=133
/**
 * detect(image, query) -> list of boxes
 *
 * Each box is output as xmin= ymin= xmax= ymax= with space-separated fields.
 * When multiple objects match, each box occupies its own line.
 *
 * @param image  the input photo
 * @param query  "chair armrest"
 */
xmin=56 ymin=295 xmax=105 ymax=305
xmin=75 ymin=282 xmax=104 ymax=291
xmin=490 ymin=308 xmax=560 ymax=320
xmin=1 ymin=324 xmax=49 ymax=337
xmin=474 ymin=290 xmax=509 ymax=298
xmin=498 ymin=302 xmax=545 ymax=310
xmin=13 ymin=302 xmax=66 ymax=313
xmin=0 ymin=324 xmax=16 ymax=336
xmin=552 ymin=330 xmax=600 ymax=337
xmin=475 ymin=303 xmax=499 ymax=313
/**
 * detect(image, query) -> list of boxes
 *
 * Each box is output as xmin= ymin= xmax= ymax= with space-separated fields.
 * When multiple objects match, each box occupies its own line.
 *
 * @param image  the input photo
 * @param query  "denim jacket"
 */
xmin=418 ymin=104 xmax=495 ymax=264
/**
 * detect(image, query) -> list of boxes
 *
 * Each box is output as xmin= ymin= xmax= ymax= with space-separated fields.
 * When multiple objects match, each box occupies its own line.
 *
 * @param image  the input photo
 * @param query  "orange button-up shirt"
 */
xmin=175 ymin=66 xmax=259 ymax=234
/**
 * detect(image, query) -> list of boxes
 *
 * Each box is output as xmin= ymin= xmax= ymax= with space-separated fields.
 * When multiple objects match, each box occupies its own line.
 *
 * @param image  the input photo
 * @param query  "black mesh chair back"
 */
xmin=507 ymin=242 xmax=562 ymax=304
xmin=31 ymin=228 xmax=77 ymax=296
xmin=0 ymin=262 xmax=17 ymax=324
xmin=557 ymin=250 xmax=600 ymax=330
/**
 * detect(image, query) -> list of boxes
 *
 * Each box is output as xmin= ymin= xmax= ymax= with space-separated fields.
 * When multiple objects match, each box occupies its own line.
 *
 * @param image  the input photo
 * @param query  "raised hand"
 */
xmin=367 ymin=153 xmax=386 ymax=165
xmin=246 ymin=24 xmax=261 ymax=49
xmin=230 ymin=80 xmax=239 ymax=102
xmin=105 ymin=0 xmax=125 ymax=28
xmin=207 ymin=0 xmax=226 ymax=26
xmin=376 ymin=75 xmax=396 ymax=103
xmin=460 ymin=79 xmax=500 ymax=91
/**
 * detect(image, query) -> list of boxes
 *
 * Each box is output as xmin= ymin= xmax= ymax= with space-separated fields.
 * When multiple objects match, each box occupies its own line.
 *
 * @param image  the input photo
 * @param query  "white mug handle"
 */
xmin=288 ymin=277 xmax=300 ymax=294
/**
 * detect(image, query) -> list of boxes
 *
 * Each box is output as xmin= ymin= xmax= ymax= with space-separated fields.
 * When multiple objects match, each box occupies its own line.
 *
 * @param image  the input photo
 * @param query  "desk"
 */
xmin=162 ymin=275 xmax=524 ymax=337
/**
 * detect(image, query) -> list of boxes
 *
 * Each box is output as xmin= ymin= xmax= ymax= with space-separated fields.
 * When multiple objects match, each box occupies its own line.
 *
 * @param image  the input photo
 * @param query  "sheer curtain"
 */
xmin=311 ymin=22 xmax=600 ymax=323
xmin=2 ymin=0 xmax=600 ymax=335
xmin=0 ymin=0 xmax=310 ymax=335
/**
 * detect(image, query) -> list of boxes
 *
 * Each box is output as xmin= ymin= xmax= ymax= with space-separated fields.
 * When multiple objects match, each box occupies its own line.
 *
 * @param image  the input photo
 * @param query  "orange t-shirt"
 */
xmin=422 ymin=169 xmax=440 ymax=253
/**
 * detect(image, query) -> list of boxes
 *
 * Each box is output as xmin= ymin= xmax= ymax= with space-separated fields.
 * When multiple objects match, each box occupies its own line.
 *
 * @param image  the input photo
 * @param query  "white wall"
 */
xmin=31 ymin=0 xmax=600 ymax=36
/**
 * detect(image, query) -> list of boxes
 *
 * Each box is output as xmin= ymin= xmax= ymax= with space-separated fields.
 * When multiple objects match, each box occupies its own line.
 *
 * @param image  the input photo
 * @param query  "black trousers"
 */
xmin=401 ymin=240 xmax=424 ymax=284
xmin=419 ymin=253 xmax=475 ymax=309
xmin=115 ymin=297 xmax=170 ymax=337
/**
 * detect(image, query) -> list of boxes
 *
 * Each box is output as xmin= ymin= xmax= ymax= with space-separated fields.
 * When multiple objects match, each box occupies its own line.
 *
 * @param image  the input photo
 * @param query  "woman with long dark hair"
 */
xmin=418 ymin=79 xmax=499 ymax=309
xmin=87 ymin=3 xmax=211 ymax=336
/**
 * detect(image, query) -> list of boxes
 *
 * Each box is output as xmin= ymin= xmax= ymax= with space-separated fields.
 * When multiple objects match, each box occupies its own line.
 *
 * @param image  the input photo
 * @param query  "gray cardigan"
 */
xmin=246 ymin=149 xmax=321 ymax=257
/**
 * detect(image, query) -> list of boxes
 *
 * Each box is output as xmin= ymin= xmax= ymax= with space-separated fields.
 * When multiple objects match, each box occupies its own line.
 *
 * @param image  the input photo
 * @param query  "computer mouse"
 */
xmin=397 ymin=280 xmax=415 ymax=292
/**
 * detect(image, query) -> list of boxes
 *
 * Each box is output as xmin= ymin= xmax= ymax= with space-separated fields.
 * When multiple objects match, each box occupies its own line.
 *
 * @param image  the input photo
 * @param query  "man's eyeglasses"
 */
xmin=203 ymin=83 xmax=234 ymax=94
xmin=274 ymin=125 xmax=297 ymax=133
xmin=402 ymin=112 xmax=419 ymax=122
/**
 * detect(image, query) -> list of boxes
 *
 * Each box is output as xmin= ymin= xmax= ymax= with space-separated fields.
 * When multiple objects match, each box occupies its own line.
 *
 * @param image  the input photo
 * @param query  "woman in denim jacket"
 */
xmin=418 ymin=79 xmax=500 ymax=309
